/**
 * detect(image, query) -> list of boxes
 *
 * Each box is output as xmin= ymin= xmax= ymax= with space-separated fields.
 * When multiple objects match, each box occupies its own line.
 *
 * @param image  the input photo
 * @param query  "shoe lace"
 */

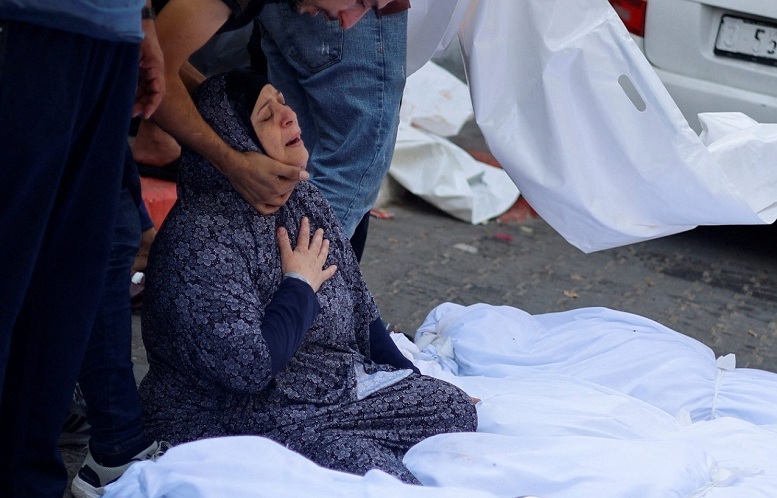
xmin=150 ymin=441 xmax=172 ymax=461
xmin=132 ymin=441 xmax=172 ymax=464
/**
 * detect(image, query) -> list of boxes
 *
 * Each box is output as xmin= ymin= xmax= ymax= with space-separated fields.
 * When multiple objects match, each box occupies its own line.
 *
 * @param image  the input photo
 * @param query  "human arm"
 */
xmin=368 ymin=319 xmax=420 ymax=374
xmin=256 ymin=217 xmax=339 ymax=377
xmin=260 ymin=277 xmax=319 ymax=376
xmin=150 ymin=0 xmax=308 ymax=213
xmin=154 ymin=227 xmax=321 ymax=393
xmin=190 ymin=216 xmax=336 ymax=391
xmin=133 ymin=0 xmax=165 ymax=119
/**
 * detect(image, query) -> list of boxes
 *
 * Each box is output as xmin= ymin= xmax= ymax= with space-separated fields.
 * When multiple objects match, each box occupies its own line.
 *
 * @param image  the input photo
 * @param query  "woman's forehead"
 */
xmin=259 ymin=84 xmax=277 ymax=97
xmin=254 ymin=84 xmax=279 ymax=113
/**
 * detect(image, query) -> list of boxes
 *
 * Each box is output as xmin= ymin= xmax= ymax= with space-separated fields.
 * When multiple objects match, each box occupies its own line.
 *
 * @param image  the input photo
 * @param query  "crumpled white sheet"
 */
xmin=106 ymin=304 xmax=777 ymax=498
xmin=389 ymin=61 xmax=519 ymax=225
xmin=390 ymin=121 xmax=520 ymax=225
xmin=104 ymin=436 xmax=498 ymax=498
xmin=406 ymin=0 xmax=777 ymax=252
xmin=412 ymin=303 xmax=777 ymax=425
xmin=398 ymin=303 xmax=777 ymax=497
xmin=699 ymin=113 xmax=777 ymax=221
xmin=399 ymin=61 xmax=473 ymax=138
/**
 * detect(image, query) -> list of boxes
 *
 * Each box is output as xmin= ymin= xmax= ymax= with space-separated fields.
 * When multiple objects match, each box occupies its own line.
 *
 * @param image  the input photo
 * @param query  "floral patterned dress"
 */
xmin=139 ymin=73 xmax=477 ymax=483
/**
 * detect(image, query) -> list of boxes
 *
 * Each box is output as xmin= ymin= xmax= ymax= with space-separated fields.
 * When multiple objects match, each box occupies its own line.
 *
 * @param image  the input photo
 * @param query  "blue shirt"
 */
xmin=0 ymin=0 xmax=145 ymax=42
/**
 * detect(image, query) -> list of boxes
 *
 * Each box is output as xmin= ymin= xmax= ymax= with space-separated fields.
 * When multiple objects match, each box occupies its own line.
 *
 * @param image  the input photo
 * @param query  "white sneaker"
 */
xmin=71 ymin=440 xmax=171 ymax=498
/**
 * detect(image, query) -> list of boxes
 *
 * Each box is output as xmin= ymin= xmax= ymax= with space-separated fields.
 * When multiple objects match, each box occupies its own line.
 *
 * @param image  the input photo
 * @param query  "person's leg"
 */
xmin=78 ymin=150 xmax=149 ymax=466
xmin=128 ymin=152 xmax=157 ymax=273
xmin=296 ymin=432 xmax=420 ymax=484
xmin=272 ymin=375 xmax=477 ymax=483
xmin=0 ymin=22 xmax=138 ymax=496
xmin=258 ymin=5 xmax=407 ymax=238
xmin=348 ymin=212 xmax=370 ymax=262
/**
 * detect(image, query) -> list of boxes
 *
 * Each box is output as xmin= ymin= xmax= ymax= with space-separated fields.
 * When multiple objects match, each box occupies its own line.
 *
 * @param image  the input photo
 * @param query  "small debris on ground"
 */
xmin=454 ymin=243 xmax=479 ymax=254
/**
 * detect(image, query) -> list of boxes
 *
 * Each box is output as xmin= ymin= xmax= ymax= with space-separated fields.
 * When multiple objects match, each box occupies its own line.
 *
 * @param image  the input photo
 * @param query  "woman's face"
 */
xmin=250 ymin=84 xmax=309 ymax=169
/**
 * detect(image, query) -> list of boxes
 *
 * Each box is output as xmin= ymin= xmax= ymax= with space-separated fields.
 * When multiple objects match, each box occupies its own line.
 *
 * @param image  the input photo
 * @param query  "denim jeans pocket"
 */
xmin=269 ymin=4 xmax=343 ymax=73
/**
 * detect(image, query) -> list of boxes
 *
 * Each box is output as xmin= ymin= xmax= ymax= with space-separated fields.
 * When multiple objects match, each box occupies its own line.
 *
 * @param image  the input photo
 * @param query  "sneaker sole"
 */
xmin=71 ymin=474 xmax=104 ymax=498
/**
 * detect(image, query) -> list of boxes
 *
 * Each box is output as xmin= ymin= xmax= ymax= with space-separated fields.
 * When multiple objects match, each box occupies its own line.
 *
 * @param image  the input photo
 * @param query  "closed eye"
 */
xmin=256 ymin=106 xmax=272 ymax=122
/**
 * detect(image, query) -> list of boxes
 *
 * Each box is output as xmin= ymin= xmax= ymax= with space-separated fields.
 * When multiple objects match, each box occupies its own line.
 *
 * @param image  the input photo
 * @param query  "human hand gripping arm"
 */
xmin=133 ymin=0 xmax=165 ymax=119
xmin=277 ymin=217 xmax=337 ymax=292
xmin=150 ymin=0 xmax=308 ymax=214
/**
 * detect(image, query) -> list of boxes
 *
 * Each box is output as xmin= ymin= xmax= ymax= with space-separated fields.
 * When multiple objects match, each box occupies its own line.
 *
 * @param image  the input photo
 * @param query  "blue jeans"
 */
xmin=0 ymin=20 xmax=138 ymax=496
xmin=258 ymin=5 xmax=407 ymax=237
xmin=78 ymin=149 xmax=149 ymax=464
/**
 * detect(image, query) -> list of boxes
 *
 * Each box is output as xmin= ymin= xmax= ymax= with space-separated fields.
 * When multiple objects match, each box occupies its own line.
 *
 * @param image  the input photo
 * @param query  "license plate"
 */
xmin=715 ymin=15 xmax=777 ymax=67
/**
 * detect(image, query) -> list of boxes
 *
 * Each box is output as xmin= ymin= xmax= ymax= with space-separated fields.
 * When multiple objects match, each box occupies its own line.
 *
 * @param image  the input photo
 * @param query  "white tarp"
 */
xmin=406 ymin=0 xmax=777 ymax=252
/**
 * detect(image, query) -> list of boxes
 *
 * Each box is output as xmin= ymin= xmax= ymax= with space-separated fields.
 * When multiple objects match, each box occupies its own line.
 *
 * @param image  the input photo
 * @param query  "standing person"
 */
xmin=258 ymin=1 xmax=409 ymax=258
xmin=0 ymin=1 xmax=164 ymax=496
xmin=68 ymin=150 xmax=169 ymax=498
xmin=131 ymin=0 xmax=406 ymax=258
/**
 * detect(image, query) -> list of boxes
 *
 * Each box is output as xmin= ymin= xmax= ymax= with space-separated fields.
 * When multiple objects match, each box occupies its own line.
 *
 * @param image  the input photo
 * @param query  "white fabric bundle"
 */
xmin=398 ymin=303 xmax=777 ymax=497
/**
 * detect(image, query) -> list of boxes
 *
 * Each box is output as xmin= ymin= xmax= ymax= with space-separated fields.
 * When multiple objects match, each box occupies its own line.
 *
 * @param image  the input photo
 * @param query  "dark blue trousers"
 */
xmin=0 ymin=20 xmax=139 ymax=496
xmin=78 ymin=150 xmax=149 ymax=465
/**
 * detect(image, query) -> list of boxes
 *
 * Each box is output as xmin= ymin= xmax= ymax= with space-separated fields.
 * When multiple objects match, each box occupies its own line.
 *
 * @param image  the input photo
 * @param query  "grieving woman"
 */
xmin=139 ymin=69 xmax=477 ymax=484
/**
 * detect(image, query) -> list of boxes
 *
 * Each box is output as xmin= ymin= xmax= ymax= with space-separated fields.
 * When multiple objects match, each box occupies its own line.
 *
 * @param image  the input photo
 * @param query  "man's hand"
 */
xmin=225 ymin=151 xmax=309 ymax=214
xmin=278 ymin=217 xmax=337 ymax=292
xmin=134 ymin=17 xmax=165 ymax=119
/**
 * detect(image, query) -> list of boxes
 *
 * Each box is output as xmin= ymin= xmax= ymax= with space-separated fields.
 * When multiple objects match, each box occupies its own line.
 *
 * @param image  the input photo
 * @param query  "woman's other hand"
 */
xmin=278 ymin=217 xmax=337 ymax=292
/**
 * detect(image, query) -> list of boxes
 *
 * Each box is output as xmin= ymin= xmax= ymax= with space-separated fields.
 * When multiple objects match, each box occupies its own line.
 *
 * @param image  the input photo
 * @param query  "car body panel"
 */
xmin=629 ymin=0 xmax=777 ymax=131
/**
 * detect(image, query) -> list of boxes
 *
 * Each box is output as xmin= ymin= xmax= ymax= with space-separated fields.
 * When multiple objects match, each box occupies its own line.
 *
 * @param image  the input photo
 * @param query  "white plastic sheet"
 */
xmin=407 ymin=0 xmax=777 ymax=252
xmin=400 ymin=61 xmax=473 ymax=138
xmin=389 ymin=61 xmax=519 ymax=225
xmin=699 ymin=112 xmax=777 ymax=221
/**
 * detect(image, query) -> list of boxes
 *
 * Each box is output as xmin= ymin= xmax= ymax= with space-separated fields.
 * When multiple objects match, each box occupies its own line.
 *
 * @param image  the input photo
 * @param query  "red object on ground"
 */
xmin=465 ymin=149 xmax=540 ymax=223
xmin=370 ymin=208 xmax=396 ymax=219
xmin=497 ymin=197 xmax=540 ymax=224
xmin=140 ymin=176 xmax=177 ymax=231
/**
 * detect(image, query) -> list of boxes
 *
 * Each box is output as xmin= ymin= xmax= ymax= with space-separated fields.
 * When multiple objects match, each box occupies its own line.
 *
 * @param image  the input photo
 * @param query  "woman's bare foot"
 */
xmin=131 ymin=120 xmax=181 ymax=166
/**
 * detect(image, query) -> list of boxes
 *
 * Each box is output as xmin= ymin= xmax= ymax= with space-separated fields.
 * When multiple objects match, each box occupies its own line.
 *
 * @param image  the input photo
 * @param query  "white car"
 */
xmin=609 ymin=0 xmax=777 ymax=132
